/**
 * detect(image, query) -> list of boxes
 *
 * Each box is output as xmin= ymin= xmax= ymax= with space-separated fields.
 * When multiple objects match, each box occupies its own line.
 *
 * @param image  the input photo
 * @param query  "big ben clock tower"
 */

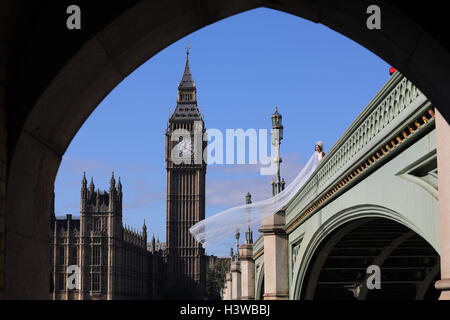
xmin=164 ymin=46 xmax=207 ymax=299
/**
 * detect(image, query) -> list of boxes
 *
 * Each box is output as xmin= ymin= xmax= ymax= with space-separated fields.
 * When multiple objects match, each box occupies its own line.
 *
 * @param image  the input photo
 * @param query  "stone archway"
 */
xmin=255 ymin=264 xmax=265 ymax=300
xmin=298 ymin=217 xmax=440 ymax=300
xmin=3 ymin=0 xmax=450 ymax=298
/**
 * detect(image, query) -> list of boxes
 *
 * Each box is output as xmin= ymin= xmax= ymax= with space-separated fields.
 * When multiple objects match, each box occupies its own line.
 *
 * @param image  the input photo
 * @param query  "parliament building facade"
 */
xmin=50 ymin=50 xmax=207 ymax=300
xmin=50 ymin=174 xmax=166 ymax=300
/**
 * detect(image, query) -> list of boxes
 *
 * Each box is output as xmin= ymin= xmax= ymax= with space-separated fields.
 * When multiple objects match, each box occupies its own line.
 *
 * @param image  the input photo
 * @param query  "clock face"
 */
xmin=176 ymin=139 xmax=193 ymax=158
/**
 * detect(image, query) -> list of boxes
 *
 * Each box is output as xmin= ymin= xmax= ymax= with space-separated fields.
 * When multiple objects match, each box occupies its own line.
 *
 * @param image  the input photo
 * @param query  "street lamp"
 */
xmin=271 ymin=105 xmax=283 ymax=142
xmin=229 ymin=248 xmax=234 ymax=267
xmin=245 ymin=191 xmax=252 ymax=205
xmin=271 ymin=106 xmax=284 ymax=196
xmin=235 ymin=228 xmax=240 ymax=261
xmin=245 ymin=191 xmax=253 ymax=244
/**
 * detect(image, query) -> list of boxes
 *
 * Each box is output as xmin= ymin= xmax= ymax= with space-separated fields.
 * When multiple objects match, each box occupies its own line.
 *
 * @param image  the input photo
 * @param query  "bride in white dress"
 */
xmin=190 ymin=142 xmax=325 ymax=248
xmin=315 ymin=141 xmax=325 ymax=161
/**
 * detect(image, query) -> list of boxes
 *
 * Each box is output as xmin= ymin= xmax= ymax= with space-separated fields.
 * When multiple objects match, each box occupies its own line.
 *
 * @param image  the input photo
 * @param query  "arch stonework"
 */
xmin=288 ymin=125 xmax=440 ymax=299
xmin=2 ymin=0 xmax=450 ymax=298
xmin=255 ymin=263 xmax=265 ymax=301
xmin=291 ymin=205 xmax=429 ymax=300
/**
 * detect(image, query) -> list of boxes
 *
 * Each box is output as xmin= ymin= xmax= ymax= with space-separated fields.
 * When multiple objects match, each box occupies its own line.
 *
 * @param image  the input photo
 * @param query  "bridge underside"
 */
xmin=301 ymin=218 xmax=440 ymax=300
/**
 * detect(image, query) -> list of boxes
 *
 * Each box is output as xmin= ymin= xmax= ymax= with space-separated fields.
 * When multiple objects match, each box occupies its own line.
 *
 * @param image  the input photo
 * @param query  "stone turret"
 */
xmin=151 ymin=234 xmax=156 ymax=254
xmin=117 ymin=177 xmax=122 ymax=201
xmin=81 ymin=172 xmax=87 ymax=189
xmin=81 ymin=172 xmax=88 ymax=211
xmin=89 ymin=176 xmax=94 ymax=193
xmin=109 ymin=172 xmax=116 ymax=211
xmin=142 ymin=219 xmax=147 ymax=244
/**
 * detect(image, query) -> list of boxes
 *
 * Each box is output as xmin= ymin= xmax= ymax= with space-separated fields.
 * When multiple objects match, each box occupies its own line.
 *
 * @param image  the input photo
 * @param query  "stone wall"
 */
xmin=0 ymin=37 xmax=6 ymax=299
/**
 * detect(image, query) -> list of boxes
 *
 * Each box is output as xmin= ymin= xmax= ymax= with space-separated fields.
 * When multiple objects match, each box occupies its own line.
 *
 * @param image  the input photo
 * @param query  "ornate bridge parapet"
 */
xmin=284 ymin=72 xmax=434 ymax=232
xmin=251 ymin=72 xmax=439 ymax=300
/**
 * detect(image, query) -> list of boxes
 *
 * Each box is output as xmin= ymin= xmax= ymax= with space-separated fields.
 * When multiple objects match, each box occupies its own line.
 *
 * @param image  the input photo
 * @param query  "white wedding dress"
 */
xmin=190 ymin=152 xmax=320 ymax=247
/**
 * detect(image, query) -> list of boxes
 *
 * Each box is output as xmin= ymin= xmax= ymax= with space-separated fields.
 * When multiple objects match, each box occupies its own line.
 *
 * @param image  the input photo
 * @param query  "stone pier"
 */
xmin=224 ymin=272 xmax=232 ymax=300
xmin=231 ymin=261 xmax=241 ymax=300
xmin=240 ymin=243 xmax=255 ymax=300
xmin=259 ymin=211 xmax=289 ymax=300
xmin=435 ymin=109 xmax=450 ymax=300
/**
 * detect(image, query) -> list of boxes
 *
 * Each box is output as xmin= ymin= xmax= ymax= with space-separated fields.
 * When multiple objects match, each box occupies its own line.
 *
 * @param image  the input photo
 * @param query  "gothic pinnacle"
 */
xmin=178 ymin=43 xmax=195 ymax=89
xmin=117 ymin=176 xmax=122 ymax=191
xmin=110 ymin=171 xmax=116 ymax=188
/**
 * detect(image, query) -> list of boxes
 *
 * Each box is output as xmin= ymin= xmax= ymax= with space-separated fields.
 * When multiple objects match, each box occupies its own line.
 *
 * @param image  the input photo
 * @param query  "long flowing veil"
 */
xmin=190 ymin=152 xmax=320 ymax=247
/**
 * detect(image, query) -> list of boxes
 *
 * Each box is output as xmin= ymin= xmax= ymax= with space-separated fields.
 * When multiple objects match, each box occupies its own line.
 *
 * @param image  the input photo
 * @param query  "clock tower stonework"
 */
xmin=164 ymin=49 xmax=207 ymax=299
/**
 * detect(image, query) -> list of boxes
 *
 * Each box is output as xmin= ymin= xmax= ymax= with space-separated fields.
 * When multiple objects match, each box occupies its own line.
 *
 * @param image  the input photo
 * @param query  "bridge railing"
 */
xmin=284 ymin=72 xmax=433 ymax=231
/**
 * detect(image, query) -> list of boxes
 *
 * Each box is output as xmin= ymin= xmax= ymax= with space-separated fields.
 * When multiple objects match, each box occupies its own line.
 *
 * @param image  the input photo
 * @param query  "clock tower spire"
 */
xmin=169 ymin=45 xmax=201 ymax=121
xmin=165 ymin=46 xmax=207 ymax=299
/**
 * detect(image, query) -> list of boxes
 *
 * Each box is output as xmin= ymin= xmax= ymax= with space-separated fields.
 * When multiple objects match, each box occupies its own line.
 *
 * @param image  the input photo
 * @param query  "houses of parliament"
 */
xmin=50 ymin=49 xmax=208 ymax=300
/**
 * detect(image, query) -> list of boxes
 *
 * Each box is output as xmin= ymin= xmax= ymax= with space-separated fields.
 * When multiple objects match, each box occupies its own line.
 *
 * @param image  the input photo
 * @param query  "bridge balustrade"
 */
xmin=285 ymin=73 xmax=431 ymax=232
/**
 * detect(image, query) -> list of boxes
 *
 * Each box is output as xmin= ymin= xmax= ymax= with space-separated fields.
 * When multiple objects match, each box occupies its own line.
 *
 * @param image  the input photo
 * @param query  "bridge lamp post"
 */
xmin=232 ymin=231 xmax=242 ymax=299
xmin=241 ymin=191 xmax=255 ymax=300
xmin=271 ymin=106 xmax=285 ymax=196
xmin=235 ymin=228 xmax=240 ymax=261
xmin=245 ymin=191 xmax=253 ymax=244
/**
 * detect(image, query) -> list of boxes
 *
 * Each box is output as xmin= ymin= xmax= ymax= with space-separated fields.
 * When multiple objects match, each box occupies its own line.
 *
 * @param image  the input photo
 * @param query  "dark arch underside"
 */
xmin=3 ymin=0 xmax=450 ymax=299
xmin=300 ymin=218 xmax=440 ymax=300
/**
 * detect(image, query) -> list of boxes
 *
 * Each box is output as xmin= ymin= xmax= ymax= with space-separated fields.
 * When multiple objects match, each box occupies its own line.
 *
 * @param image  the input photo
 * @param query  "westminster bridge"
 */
xmin=224 ymin=72 xmax=442 ymax=300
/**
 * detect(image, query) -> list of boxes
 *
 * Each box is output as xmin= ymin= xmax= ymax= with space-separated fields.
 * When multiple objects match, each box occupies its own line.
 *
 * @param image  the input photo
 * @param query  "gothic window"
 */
xmin=91 ymin=273 xmax=100 ymax=291
xmin=71 ymin=247 xmax=78 ymax=265
xmin=58 ymin=273 xmax=65 ymax=291
xmin=92 ymin=246 xmax=101 ymax=266
xmin=93 ymin=218 xmax=101 ymax=231
xmin=58 ymin=246 xmax=65 ymax=265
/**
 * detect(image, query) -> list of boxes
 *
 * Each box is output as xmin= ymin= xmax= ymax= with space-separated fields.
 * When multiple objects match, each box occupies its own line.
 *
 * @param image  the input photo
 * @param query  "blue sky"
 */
xmin=54 ymin=8 xmax=390 ymax=256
